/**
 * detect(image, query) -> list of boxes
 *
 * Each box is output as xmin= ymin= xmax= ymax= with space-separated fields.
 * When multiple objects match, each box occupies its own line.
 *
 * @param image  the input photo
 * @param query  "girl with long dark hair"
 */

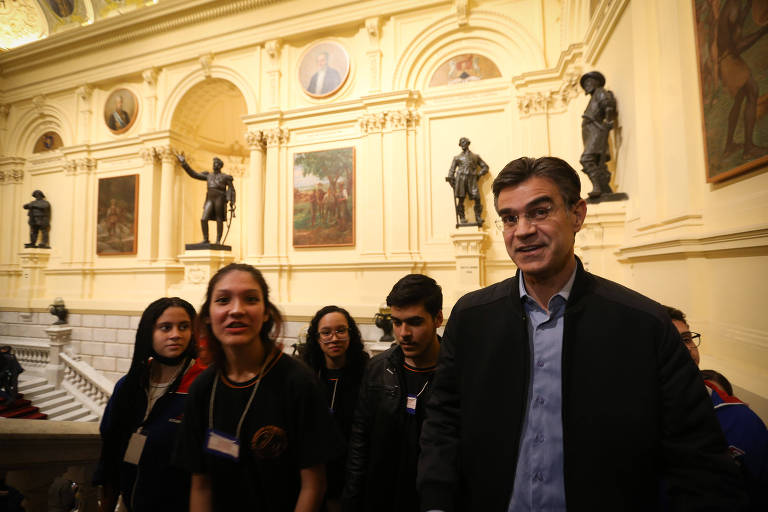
xmin=174 ymin=263 xmax=342 ymax=512
xmin=302 ymin=305 xmax=369 ymax=511
xmin=96 ymin=297 xmax=203 ymax=512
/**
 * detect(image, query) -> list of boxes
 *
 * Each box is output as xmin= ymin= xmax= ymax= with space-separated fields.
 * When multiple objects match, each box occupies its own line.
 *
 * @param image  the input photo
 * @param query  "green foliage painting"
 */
xmin=293 ymin=147 xmax=355 ymax=247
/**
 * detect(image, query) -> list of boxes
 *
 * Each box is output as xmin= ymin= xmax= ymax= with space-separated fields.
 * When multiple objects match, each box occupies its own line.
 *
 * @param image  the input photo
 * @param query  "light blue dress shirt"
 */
xmin=508 ymin=268 xmax=576 ymax=512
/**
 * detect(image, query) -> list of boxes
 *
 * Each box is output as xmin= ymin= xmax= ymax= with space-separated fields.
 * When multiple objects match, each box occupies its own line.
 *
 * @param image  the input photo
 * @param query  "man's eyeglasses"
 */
xmin=681 ymin=332 xmax=701 ymax=348
xmin=319 ymin=326 xmax=349 ymax=342
xmin=494 ymin=205 xmax=555 ymax=232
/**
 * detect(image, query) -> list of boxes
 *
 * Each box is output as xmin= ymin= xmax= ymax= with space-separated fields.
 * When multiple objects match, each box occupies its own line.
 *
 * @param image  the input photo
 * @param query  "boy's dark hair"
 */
xmin=386 ymin=274 xmax=442 ymax=317
xmin=700 ymin=369 xmax=734 ymax=396
xmin=664 ymin=305 xmax=688 ymax=325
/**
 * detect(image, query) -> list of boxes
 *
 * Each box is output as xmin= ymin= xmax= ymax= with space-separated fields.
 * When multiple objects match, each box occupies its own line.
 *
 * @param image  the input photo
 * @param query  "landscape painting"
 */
xmin=97 ymin=174 xmax=138 ymax=255
xmin=293 ymin=147 xmax=355 ymax=247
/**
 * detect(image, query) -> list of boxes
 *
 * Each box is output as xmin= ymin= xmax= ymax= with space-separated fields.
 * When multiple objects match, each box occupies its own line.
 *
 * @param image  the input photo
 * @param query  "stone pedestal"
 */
xmin=168 ymin=250 xmax=235 ymax=305
xmin=450 ymin=228 xmax=489 ymax=300
xmin=44 ymin=325 xmax=71 ymax=385
xmin=17 ymin=249 xmax=51 ymax=299
xmin=576 ymin=200 xmax=627 ymax=277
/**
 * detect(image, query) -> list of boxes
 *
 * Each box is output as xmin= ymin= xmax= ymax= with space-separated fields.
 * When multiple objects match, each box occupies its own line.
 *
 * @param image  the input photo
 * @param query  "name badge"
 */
xmin=123 ymin=432 xmax=147 ymax=465
xmin=406 ymin=394 xmax=418 ymax=415
xmin=205 ymin=429 xmax=240 ymax=461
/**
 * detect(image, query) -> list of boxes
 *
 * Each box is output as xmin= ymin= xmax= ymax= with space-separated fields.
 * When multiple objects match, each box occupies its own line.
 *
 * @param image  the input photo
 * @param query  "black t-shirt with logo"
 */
xmin=174 ymin=353 xmax=343 ymax=511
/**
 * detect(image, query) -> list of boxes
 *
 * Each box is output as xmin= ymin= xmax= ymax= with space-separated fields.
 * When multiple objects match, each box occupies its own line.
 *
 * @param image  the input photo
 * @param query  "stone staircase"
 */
xmin=15 ymin=374 xmax=100 ymax=422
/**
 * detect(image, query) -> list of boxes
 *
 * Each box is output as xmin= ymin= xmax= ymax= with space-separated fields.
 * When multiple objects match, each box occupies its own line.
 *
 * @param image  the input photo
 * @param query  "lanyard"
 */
xmin=208 ymin=350 xmax=275 ymax=440
xmin=414 ymin=379 xmax=429 ymax=398
xmin=329 ymin=377 xmax=339 ymax=412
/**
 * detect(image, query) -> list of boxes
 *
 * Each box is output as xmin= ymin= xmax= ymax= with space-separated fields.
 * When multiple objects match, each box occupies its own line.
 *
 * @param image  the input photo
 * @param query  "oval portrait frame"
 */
xmin=104 ymin=88 xmax=139 ymax=135
xmin=298 ymin=41 xmax=351 ymax=99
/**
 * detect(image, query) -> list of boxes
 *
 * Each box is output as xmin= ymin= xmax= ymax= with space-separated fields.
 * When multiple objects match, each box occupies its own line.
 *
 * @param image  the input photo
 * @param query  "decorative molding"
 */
xmin=455 ymin=0 xmax=469 ymax=26
xmin=76 ymin=85 xmax=92 ymax=102
xmin=138 ymin=147 xmax=157 ymax=164
xmin=265 ymin=127 xmax=288 ymax=147
xmin=76 ymin=158 xmax=96 ymax=173
xmin=359 ymin=112 xmax=387 ymax=134
xmin=3 ymin=168 xmax=24 ymax=184
xmin=365 ymin=17 xmax=381 ymax=45
xmin=142 ymin=68 xmax=159 ymax=87
xmin=199 ymin=52 xmax=214 ymax=78
xmin=0 ymin=104 xmax=9 ymax=119
xmin=615 ymin=224 xmax=768 ymax=262
xmin=386 ymin=109 xmax=419 ymax=130
xmin=157 ymin=146 xmax=176 ymax=163
xmin=265 ymin=39 xmax=282 ymax=61
xmin=32 ymin=95 xmax=45 ymax=116
xmin=245 ymin=130 xmax=266 ymax=150
xmin=584 ymin=0 xmax=630 ymax=65
xmin=63 ymin=160 xmax=77 ymax=176
xmin=516 ymin=72 xmax=581 ymax=117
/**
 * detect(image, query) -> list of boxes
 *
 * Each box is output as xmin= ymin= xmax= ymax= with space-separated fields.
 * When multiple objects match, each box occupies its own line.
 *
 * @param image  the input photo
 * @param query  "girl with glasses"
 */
xmin=302 ymin=306 xmax=369 ymax=512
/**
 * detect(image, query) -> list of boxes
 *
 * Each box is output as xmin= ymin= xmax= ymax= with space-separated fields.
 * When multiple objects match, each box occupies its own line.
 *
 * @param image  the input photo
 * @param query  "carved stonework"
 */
xmin=76 ymin=85 xmax=93 ymax=102
xmin=0 ymin=104 xmax=9 ymax=120
xmin=199 ymin=53 xmax=214 ymax=78
xmin=0 ymin=171 xmax=4 ymax=183
xmin=187 ymin=265 xmax=207 ymax=285
xmin=77 ymin=158 xmax=96 ymax=173
xmin=142 ymin=68 xmax=159 ymax=87
xmin=63 ymin=160 xmax=77 ymax=175
xmin=455 ymin=0 xmax=469 ymax=26
xmin=359 ymin=112 xmax=387 ymax=134
xmin=516 ymin=72 xmax=581 ymax=118
xmin=265 ymin=39 xmax=282 ymax=61
xmin=158 ymin=146 xmax=177 ymax=163
xmin=265 ymin=127 xmax=288 ymax=147
xmin=387 ymin=109 xmax=418 ymax=130
xmin=32 ymin=95 xmax=45 ymax=116
xmin=245 ymin=130 xmax=266 ymax=150
xmin=139 ymin=147 xmax=157 ymax=164
xmin=0 ymin=1 xmax=46 ymax=50
xmin=7 ymin=168 xmax=24 ymax=183
xmin=365 ymin=17 xmax=381 ymax=45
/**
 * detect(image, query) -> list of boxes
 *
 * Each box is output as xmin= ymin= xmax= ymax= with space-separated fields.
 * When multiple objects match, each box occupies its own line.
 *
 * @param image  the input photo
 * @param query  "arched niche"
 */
xmin=169 ymin=77 xmax=248 ymax=258
xmin=393 ymin=10 xmax=546 ymax=91
xmin=10 ymin=105 xmax=73 ymax=158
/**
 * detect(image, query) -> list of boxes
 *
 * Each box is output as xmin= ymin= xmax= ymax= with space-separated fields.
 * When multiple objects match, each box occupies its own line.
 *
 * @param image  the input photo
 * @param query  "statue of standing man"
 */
xmin=446 ymin=137 xmax=489 ymax=227
xmin=23 ymin=190 xmax=51 ymax=248
xmin=176 ymin=154 xmax=236 ymax=249
xmin=579 ymin=71 xmax=627 ymax=202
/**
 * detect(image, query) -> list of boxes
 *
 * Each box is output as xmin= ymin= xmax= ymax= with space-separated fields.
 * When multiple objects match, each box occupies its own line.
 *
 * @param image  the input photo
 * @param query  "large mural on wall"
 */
xmin=693 ymin=0 xmax=768 ymax=182
xmin=429 ymin=53 xmax=501 ymax=87
xmin=293 ymin=147 xmax=355 ymax=247
xmin=97 ymin=174 xmax=138 ymax=255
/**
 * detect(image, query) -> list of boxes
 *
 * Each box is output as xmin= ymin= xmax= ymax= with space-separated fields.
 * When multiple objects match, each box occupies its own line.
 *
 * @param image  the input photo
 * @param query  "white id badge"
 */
xmin=406 ymin=394 xmax=417 ymax=415
xmin=123 ymin=432 xmax=147 ymax=465
xmin=205 ymin=429 xmax=240 ymax=461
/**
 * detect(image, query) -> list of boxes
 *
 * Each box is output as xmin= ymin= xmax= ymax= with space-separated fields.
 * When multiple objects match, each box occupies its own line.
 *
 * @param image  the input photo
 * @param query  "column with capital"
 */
xmin=245 ymin=131 xmax=266 ymax=261
xmin=157 ymin=147 xmax=178 ymax=262
xmin=358 ymin=113 xmax=386 ymax=257
xmin=137 ymin=147 xmax=158 ymax=262
xmin=263 ymin=128 xmax=288 ymax=263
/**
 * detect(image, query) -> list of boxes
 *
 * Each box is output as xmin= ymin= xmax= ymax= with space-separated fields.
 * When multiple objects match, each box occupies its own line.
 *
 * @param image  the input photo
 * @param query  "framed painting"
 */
xmin=293 ymin=147 xmax=355 ymax=247
xmin=429 ymin=53 xmax=501 ymax=87
xmin=97 ymin=174 xmax=138 ymax=255
xmin=692 ymin=0 xmax=768 ymax=183
xmin=33 ymin=131 xmax=63 ymax=153
xmin=104 ymin=88 xmax=139 ymax=134
xmin=298 ymin=41 xmax=350 ymax=98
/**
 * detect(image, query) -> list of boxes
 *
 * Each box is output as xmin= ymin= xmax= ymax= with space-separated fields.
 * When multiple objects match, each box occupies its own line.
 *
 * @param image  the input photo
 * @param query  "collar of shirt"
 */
xmin=518 ymin=265 xmax=577 ymax=311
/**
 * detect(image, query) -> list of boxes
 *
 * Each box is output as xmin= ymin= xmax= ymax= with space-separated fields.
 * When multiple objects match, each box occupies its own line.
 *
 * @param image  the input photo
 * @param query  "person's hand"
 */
xmin=176 ymin=153 xmax=186 ymax=164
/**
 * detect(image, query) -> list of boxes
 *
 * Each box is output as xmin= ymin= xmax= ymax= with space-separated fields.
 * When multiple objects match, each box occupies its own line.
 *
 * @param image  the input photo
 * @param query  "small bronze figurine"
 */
xmin=579 ymin=71 xmax=627 ymax=203
xmin=49 ymin=297 xmax=69 ymax=325
xmin=22 ymin=190 xmax=51 ymax=248
xmin=176 ymin=154 xmax=236 ymax=250
xmin=374 ymin=312 xmax=395 ymax=342
xmin=446 ymin=137 xmax=489 ymax=227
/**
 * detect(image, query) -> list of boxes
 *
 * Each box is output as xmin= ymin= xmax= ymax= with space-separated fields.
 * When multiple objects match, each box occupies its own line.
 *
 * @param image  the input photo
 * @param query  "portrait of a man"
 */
xmin=47 ymin=0 xmax=74 ymax=18
xmin=103 ymin=89 xmax=138 ymax=134
xmin=299 ymin=41 xmax=350 ymax=98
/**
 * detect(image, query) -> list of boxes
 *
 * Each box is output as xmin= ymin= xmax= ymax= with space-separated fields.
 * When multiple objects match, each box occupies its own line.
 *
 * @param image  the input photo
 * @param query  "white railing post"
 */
xmin=44 ymin=325 xmax=72 ymax=386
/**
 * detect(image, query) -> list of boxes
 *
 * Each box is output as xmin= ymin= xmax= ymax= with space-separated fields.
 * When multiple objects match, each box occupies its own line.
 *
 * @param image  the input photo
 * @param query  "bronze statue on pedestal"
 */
xmin=446 ymin=137 xmax=489 ymax=227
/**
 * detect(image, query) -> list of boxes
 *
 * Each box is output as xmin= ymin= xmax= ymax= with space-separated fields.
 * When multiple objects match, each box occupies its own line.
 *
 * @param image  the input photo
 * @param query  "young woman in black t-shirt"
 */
xmin=175 ymin=263 xmax=341 ymax=512
xmin=302 ymin=306 xmax=369 ymax=511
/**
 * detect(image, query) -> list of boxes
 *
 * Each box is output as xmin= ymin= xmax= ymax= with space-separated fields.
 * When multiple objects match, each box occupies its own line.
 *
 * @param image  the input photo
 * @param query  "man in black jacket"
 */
xmin=344 ymin=274 xmax=443 ymax=512
xmin=418 ymin=156 xmax=747 ymax=511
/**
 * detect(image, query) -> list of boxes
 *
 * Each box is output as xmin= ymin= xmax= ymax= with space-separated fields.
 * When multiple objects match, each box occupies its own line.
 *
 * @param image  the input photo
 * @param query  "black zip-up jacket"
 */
xmin=418 ymin=259 xmax=747 ymax=511
xmin=343 ymin=345 xmax=432 ymax=512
